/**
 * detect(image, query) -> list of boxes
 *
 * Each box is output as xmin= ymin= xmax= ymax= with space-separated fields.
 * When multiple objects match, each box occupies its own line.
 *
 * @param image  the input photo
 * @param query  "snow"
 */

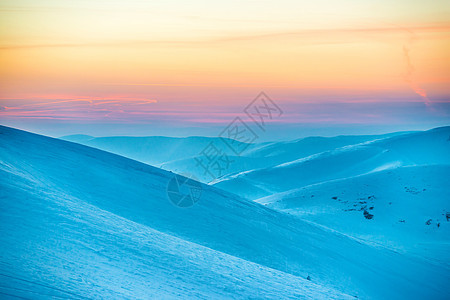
xmin=257 ymin=165 xmax=450 ymax=265
xmin=60 ymin=132 xmax=405 ymax=183
xmin=213 ymin=127 xmax=450 ymax=200
xmin=0 ymin=174 xmax=349 ymax=299
xmin=1 ymin=125 xmax=450 ymax=299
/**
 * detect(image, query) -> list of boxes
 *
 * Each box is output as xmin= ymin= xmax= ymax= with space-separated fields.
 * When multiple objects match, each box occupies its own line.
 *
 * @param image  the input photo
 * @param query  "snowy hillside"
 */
xmin=2 ymin=125 xmax=450 ymax=298
xmin=61 ymin=132 xmax=404 ymax=183
xmin=257 ymin=165 xmax=450 ymax=265
xmin=60 ymin=135 xmax=255 ymax=168
xmin=213 ymin=127 xmax=450 ymax=200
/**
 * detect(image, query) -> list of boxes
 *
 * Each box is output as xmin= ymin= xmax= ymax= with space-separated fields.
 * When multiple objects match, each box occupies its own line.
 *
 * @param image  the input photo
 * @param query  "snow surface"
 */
xmin=213 ymin=127 xmax=450 ymax=200
xmin=257 ymin=165 xmax=450 ymax=265
xmin=1 ymin=125 xmax=449 ymax=299
xmin=60 ymin=132 xmax=404 ymax=183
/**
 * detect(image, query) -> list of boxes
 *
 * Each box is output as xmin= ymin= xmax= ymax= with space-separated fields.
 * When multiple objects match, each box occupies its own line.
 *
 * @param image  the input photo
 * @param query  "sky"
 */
xmin=0 ymin=0 xmax=449 ymax=140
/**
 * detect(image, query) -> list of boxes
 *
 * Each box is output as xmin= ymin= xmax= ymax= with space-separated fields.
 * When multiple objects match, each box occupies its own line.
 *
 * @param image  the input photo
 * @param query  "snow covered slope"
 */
xmin=0 ymin=171 xmax=348 ymax=299
xmin=213 ymin=127 xmax=450 ymax=200
xmin=60 ymin=135 xmax=254 ymax=167
xmin=2 ymin=125 xmax=449 ymax=299
xmin=257 ymin=165 xmax=450 ymax=265
xmin=61 ymin=132 xmax=403 ymax=183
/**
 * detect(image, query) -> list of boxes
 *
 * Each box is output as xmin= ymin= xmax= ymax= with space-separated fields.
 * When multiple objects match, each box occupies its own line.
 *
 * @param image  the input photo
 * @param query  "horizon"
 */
xmin=1 ymin=100 xmax=449 ymax=141
xmin=1 ymin=0 xmax=449 ymax=138
xmin=1 ymin=122 xmax=449 ymax=144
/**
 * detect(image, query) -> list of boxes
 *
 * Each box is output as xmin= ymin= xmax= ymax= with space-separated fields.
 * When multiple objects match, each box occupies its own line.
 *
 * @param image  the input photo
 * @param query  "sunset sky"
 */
xmin=1 ymin=0 xmax=449 ymax=139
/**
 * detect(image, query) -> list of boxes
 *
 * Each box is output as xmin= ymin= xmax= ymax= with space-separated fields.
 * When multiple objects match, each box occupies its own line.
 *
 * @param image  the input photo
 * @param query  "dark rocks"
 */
xmin=363 ymin=210 xmax=374 ymax=220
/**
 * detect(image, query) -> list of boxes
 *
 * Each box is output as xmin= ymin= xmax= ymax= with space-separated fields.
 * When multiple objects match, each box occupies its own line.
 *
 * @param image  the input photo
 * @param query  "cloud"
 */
xmin=0 ymin=98 xmax=158 ymax=121
xmin=401 ymin=29 xmax=431 ymax=106
xmin=1 ymin=24 xmax=449 ymax=50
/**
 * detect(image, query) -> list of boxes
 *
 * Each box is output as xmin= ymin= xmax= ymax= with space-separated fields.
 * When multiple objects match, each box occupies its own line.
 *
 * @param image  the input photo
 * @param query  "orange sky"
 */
xmin=0 ymin=0 xmax=449 ymax=134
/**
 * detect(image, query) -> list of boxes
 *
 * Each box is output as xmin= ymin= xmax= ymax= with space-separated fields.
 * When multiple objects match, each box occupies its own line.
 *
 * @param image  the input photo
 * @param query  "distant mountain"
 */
xmin=213 ymin=126 xmax=450 ymax=199
xmin=244 ymin=132 xmax=411 ymax=162
xmin=60 ymin=132 xmax=408 ymax=183
xmin=60 ymin=134 xmax=95 ymax=143
xmin=60 ymin=135 xmax=255 ymax=169
xmin=2 ymin=125 xmax=449 ymax=298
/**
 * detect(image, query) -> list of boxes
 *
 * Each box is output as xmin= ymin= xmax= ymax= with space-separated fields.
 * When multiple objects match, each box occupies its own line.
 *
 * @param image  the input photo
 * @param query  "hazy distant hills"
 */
xmin=61 ymin=135 xmax=253 ymax=169
xmin=213 ymin=127 xmax=450 ymax=199
xmin=60 ymin=131 xmax=408 ymax=182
